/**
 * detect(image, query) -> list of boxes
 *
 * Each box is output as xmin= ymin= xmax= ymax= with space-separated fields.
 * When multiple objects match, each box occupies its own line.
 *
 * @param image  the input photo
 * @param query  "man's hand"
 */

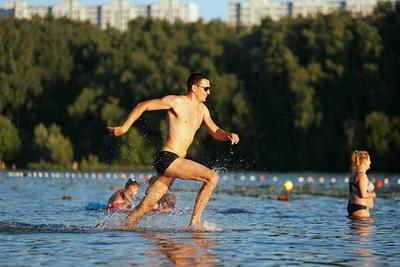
xmin=228 ymin=133 xmax=240 ymax=145
xmin=107 ymin=126 xmax=127 ymax=137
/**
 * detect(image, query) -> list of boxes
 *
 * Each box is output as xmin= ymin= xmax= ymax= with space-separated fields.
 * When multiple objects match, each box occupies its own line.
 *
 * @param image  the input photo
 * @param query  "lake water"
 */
xmin=0 ymin=170 xmax=399 ymax=266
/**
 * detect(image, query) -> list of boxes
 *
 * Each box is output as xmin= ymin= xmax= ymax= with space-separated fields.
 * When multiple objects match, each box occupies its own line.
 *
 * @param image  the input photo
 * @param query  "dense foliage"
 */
xmin=0 ymin=5 xmax=399 ymax=171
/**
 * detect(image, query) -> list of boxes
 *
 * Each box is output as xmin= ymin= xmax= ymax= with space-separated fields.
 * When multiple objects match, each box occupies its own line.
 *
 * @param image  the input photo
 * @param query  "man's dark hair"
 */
xmin=187 ymin=72 xmax=209 ymax=92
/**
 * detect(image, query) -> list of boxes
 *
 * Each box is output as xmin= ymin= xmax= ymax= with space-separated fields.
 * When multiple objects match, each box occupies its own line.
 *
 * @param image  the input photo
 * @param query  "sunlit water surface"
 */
xmin=0 ymin=171 xmax=399 ymax=266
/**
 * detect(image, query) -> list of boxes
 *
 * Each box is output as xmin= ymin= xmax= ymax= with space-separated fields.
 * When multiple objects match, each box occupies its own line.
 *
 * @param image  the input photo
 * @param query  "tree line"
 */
xmin=0 ymin=4 xmax=399 ymax=171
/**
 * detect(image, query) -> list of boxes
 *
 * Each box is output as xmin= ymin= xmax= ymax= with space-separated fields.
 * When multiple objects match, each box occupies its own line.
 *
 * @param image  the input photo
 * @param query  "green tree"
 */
xmin=118 ymin=128 xmax=155 ymax=169
xmin=365 ymin=111 xmax=392 ymax=155
xmin=33 ymin=123 xmax=74 ymax=167
xmin=0 ymin=19 xmax=42 ymax=118
xmin=0 ymin=116 xmax=21 ymax=161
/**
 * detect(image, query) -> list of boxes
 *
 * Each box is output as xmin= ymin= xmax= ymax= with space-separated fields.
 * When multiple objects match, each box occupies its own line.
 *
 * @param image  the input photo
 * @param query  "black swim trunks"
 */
xmin=154 ymin=151 xmax=179 ymax=175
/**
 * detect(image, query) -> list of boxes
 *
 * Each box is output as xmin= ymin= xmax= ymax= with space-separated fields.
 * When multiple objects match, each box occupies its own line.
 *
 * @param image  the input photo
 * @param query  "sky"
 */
xmin=0 ymin=0 xmax=233 ymax=21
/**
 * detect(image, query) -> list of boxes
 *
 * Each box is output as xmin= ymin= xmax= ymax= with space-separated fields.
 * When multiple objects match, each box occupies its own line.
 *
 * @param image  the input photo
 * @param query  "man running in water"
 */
xmin=108 ymin=72 xmax=240 ymax=229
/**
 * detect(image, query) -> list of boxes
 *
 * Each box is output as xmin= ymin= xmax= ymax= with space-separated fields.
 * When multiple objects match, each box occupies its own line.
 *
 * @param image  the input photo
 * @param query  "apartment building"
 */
xmin=228 ymin=0 xmax=398 ymax=27
xmin=0 ymin=0 xmax=199 ymax=31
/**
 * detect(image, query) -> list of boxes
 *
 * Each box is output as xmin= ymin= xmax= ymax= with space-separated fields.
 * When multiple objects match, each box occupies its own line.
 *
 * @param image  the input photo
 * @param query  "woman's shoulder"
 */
xmin=354 ymin=171 xmax=366 ymax=178
xmin=357 ymin=171 xmax=367 ymax=178
xmin=354 ymin=172 xmax=368 ymax=183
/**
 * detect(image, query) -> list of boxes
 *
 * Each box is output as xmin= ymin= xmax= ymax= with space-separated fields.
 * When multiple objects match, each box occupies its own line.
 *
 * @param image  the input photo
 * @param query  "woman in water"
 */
xmin=347 ymin=151 xmax=376 ymax=217
xmin=108 ymin=179 xmax=140 ymax=212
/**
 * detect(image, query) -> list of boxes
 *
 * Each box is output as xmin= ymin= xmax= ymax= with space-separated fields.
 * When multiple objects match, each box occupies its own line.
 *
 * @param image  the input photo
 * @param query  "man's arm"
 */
xmin=202 ymin=105 xmax=239 ymax=144
xmin=108 ymin=95 xmax=176 ymax=137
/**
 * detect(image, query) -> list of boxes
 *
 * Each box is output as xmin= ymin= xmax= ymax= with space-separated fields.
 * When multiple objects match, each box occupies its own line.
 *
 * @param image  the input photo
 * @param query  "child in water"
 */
xmin=347 ymin=151 xmax=376 ymax=218
xmin=155 ymin=193 xmax=177 ymax=213
xmin=108 ymin=178 xmax=140 ymax=212
xmin=146 ymin=176 xmax=176 ymax=213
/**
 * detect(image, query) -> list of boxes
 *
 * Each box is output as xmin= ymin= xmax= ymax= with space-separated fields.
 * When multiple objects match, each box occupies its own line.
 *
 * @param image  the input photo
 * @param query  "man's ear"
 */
xmin=191 ymin=84 xmax=196 ymax=92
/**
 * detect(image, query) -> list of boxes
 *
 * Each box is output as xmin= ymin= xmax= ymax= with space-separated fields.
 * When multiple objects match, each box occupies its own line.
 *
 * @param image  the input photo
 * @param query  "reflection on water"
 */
xmin=348 ymin=217 xmax=377 ymax=266
xmin=349 ymin=217 xmax=375 ymax=238
xmin=145 ymin=232 xmax=217 ymax=266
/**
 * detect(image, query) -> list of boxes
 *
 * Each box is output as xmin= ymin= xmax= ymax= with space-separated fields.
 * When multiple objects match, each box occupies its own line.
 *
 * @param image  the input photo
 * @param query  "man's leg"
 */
xmin=125 ymin=175 xmax=175 ymax=229
xmin=163 ymin=158 xmax=219 ymax=228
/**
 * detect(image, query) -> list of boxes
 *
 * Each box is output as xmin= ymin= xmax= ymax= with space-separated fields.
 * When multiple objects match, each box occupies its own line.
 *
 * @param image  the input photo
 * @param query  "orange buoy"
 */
xmin=277 ymin=194 xmax=289 ymax=201
xmin=374 ymin=179 xmax=383 ymax=189
xmin=62 ymin=195 xmax=72 ymax=200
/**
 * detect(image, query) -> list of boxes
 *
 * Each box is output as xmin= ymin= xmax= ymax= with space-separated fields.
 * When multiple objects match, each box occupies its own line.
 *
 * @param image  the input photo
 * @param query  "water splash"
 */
xmin=202 ymin=221 xmax=221 ymax=232
xmin=0 ymin=221 xmax=95 ymax=233
xmin=212 ymin=166 xmax=228 ymax=174
xmin=95 ymin=213 xmax=126 ymax=230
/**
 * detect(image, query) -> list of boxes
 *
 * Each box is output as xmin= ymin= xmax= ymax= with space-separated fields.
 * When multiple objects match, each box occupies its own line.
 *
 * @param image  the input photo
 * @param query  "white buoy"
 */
xmin=298 ymin=176 xmax=304 ymax=183
xmin=344 ymin=177 xmax=349 ymax=183
xmin=250 ymin=175 xmax=256 ymax=181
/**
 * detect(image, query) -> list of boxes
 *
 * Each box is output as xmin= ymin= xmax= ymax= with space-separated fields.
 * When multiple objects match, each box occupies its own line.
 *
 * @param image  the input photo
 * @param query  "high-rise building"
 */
xmin=0 ymin=0 xmax=199 ymax=31
xmin=229 ymin=0 xmax=398 ymax=27
xmin=52 ymin=0 xmax=84 ymax=21
xmin=228 ymin=0 xmax=291 ymax=27
xmin=150 ymin=0 xmax=198 ymax=23
xmin=98 ymin=0 xmax=134 ymax=31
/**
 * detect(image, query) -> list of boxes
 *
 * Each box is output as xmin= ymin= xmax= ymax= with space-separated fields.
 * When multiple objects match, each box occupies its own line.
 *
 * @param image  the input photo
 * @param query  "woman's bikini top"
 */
xmin=349 ymin=171 xmax=374 ymax=196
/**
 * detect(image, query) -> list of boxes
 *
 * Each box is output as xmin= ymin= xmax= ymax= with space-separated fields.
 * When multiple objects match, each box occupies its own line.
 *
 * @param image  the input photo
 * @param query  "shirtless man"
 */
xmin=108 ymin=73 xmax=239 ymax=229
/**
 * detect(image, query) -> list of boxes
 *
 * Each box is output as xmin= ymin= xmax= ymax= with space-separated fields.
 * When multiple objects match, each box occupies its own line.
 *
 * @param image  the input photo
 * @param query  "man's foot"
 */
xmin=188 ymin=221 xmax=203 ymax=232
xmin=124 ymin=217 xmax=140 ymax=229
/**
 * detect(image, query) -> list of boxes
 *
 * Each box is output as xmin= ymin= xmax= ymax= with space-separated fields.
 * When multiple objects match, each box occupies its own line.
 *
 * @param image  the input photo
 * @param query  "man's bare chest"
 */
xmin=169 ymin=106 xmax=203 ymax=129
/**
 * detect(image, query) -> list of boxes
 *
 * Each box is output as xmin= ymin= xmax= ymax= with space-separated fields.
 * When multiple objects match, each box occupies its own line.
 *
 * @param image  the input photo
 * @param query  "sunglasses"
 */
xmin=196 ymin=84 xmax=211 ymax=92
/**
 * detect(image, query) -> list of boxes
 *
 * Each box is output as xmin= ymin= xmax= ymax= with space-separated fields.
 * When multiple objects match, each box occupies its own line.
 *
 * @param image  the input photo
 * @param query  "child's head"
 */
xmin=351 ymin=150 xmax=370 ymax=169
xmin=125 ymin=178 xmax=140 ymax=191
xmin=159 ymin=193 xmax=176 ymax=210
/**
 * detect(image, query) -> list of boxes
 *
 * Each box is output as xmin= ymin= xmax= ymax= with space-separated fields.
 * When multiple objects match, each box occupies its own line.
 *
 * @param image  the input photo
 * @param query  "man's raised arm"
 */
xmin=202 ymin=105 xmax=240 ymax=145
xmin=108 ymin=95 xmax=176 ymax=137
